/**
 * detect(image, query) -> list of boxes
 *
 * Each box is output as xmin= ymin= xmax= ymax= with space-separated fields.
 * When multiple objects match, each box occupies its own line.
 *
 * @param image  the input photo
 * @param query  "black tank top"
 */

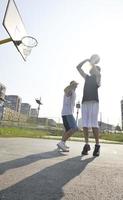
xmin=82 ymin=75 xmax=99 ymax=103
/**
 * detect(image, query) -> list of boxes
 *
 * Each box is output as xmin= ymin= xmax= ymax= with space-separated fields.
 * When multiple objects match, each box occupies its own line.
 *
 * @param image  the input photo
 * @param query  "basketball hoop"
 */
xmin=2 ymin=0 xmax=38 ymax=61
xmin=21 ymin=36 xmax=38 ymax=48
xmin=15 ymin=36 xmax=38 ymax=58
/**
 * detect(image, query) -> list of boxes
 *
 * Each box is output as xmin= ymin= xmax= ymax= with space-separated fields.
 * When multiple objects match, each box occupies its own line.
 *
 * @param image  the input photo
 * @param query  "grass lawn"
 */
xmin=0 ymin=127 xmax=49 ymax=138
xmin=0 ymin=127 xmax=123 ymax=143
xmin=100 ymin=133 xmax=123 ymax=142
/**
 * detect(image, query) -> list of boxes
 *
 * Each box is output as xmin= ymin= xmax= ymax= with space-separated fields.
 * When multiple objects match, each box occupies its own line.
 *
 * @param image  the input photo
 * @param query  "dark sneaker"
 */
xmin=81 ymin=144 xmax=91 ymax=155
xmin=93 ymin=144 xmax=100 ymax=156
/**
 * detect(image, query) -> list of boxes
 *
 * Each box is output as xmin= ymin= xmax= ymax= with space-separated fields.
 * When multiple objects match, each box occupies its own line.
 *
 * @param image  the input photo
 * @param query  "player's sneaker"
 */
xmin=65 ymin=143 xmax=70 ymax=149
xmin=93 ymin=144 xmax=100 ymax=156
xmin=57 ymin=141 xmax=69 ymax=152
xmin=81 ymin=144 xmax=91 ymax=155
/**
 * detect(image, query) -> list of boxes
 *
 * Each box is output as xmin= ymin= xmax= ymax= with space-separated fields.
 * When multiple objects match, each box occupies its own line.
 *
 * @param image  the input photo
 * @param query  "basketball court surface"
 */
xmin=0 ymin=138 xmax=123 ymax=200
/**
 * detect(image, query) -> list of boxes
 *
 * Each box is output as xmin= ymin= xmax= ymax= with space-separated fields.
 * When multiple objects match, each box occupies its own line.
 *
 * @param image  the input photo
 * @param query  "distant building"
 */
xmin=121 ymin=99 xmax=123 ymax=130
xmin=30 ymin=108 xmax=38 ymax=118
xmin=2 ymin=107 xmax=28 ymax=122
xmin=37 ymin=118 xmax=57 ymax=127
xmin=20 ymin=103 xmax=31 ymax=116
xmin=0 ymin=105 xmax=3 ymax=120
xmin=0 ymin=82 xmax=6 ymax=102
xmin=99 ymin=121 xmax=115 ymax=132
xmin=5 ymin=95 xmax=22 ymax=112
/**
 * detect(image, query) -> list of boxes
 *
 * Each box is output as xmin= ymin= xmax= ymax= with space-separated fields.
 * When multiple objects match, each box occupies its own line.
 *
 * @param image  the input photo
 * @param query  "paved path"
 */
xmin=0 ymin=138 xmax=123 ymax=200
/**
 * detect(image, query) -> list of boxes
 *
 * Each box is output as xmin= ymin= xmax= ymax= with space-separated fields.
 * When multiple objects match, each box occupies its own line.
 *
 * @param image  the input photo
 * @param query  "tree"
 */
xmin=115 ymin=125 xmax=121 ymax=131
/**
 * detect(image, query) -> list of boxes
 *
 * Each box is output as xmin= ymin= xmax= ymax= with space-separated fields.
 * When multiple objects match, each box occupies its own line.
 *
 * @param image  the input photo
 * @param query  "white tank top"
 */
xmin=61 ymin=90 xmax=76 ymax=116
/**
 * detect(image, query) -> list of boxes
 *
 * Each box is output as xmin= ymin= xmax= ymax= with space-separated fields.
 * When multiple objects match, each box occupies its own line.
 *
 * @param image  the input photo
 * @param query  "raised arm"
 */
xmin=96 ymin=73 xmax=101 ymax=87
xmin=76 ymin=59 xmax=90 ymax=78
xmin=91 ymin=65 xmax=101 ymax=86
xmin=64 ymin=86 xmax=72 ymax=97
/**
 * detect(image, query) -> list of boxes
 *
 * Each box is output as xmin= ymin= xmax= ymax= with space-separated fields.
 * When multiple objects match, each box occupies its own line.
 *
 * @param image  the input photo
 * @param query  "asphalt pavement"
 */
xmin=0 ymin=138 xmax=123 ymax=200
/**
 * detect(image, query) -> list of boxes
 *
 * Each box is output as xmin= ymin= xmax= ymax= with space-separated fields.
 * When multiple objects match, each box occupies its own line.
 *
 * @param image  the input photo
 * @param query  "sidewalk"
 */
xmin=42 ymin=135 xmax=123 ymax=144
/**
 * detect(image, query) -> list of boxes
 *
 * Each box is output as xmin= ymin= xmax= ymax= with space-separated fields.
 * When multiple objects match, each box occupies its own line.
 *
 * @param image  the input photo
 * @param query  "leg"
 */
xmin=62 ymin=127 xmax=78 ymax=142
xmin=90 ymin=102 xmax=100 ymax=156
xmin=61 ymin=131 xmax=65 ymax=141
xmin=57 ymin=115 xmax=77 ymax=151
xmin=81 ymin=127 xmax=91 ymax=155
xmin=57 ymin=128 xmax=77 ymax=152
xmin=92 ymin=127 xmax=100 ymax=156
xmin=92 ymin=127 xmax=99 ymax=144
xmin=61 ymin=130 xmax=69 ymax=149
xmin=81 ymin=103 xmax=91 ymax=155
xmin=62 ymin=114 xmax=78 ymax=142
xmin=83 ymin=127 xmax=89 ymax=144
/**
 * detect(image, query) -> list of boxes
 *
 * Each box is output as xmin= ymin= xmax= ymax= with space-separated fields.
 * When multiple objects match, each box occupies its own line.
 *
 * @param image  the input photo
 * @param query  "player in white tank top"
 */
xmin=57 ymin=81 xmax=78 ymax=152
xmin=61 ymin=90 xmax=76 ymax=116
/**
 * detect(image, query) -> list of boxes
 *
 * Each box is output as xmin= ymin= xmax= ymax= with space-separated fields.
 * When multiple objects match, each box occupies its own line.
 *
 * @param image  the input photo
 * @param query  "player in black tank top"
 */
xmin=76 ymin=56 xmax=101 ymax=156
xmin=82 ymin=74 xmax=99 ymax=103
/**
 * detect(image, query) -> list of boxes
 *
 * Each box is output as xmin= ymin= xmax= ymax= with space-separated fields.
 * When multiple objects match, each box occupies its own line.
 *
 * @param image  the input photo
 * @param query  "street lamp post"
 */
xmin=35 ymin=97 xmax=42 ymax=119
xmin=76 ymin=101 xmax=80 ymax=125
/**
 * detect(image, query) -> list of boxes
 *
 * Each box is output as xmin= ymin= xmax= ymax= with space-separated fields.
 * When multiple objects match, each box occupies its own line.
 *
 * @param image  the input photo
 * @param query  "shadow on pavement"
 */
xmin=0 ymin=156 xmax=95 ymax=200
xmin=0 ymin=149 xmax=66 ymax=175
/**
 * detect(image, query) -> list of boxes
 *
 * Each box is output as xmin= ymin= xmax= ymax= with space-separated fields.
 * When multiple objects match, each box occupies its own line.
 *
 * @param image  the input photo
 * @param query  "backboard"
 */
xmin=3 ymin=0 xmax=32 ymax=61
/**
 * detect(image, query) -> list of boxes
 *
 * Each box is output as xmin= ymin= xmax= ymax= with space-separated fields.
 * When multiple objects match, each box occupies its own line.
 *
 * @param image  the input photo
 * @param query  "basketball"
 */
xmin=90 ymin=54 xmax=100 ymax=65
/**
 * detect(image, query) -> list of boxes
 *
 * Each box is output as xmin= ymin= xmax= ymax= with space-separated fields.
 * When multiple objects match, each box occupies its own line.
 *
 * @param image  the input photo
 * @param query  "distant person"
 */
xmin=57 ymin=81 xmax=78 ymax=152
xmin=76 ymin=55 xmax=101 ymax=156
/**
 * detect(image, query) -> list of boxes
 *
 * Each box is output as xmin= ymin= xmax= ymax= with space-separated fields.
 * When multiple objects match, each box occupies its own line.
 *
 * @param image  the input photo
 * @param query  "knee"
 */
xmin=73 ymin=127 xmax=78 ymax=132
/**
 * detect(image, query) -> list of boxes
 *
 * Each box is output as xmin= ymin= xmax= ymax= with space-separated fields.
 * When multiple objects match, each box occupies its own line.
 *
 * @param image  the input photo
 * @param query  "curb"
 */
xmin=42 ymin=136 xmax=123 ymax=144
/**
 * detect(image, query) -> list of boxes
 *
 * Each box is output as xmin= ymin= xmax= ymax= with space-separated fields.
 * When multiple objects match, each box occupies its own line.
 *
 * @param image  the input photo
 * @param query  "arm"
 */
xmin=76 ymin=59 xmax=90 ymax=78
xmin=96 ymin=73 xmax=101 ymax=87
xmin=64 ymin=86 xmax=72 ymax=97
xmin=91 ymin=65 xmax=101 ymax=86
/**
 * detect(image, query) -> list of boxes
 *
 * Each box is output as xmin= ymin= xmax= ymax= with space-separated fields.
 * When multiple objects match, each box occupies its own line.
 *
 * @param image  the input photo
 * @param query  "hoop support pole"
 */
xmin=0 ymin=38 xmax=12 ymax=45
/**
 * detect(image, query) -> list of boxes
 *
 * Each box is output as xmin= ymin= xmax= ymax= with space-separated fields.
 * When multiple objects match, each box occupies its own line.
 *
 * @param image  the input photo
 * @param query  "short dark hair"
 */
xmin=70 ymin=80 xmax=78 ymax=86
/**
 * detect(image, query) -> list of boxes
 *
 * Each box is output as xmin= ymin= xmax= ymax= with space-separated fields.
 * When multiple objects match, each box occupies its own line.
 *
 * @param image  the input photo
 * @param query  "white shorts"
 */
xmin=81 ymin=101 xmax=99 ymax=128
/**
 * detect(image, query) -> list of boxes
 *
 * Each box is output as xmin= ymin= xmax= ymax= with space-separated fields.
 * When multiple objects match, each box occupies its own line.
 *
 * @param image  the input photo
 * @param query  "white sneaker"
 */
xmin=57 ymin=141 xmax=69 ymax=152
xmin=65 ymin=143 xmax=70 ymax=149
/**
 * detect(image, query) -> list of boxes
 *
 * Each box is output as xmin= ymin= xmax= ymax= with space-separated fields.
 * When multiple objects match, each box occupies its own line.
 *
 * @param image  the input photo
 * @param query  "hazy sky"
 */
xmin=0 ymin=0 xmax=123 ymax=125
